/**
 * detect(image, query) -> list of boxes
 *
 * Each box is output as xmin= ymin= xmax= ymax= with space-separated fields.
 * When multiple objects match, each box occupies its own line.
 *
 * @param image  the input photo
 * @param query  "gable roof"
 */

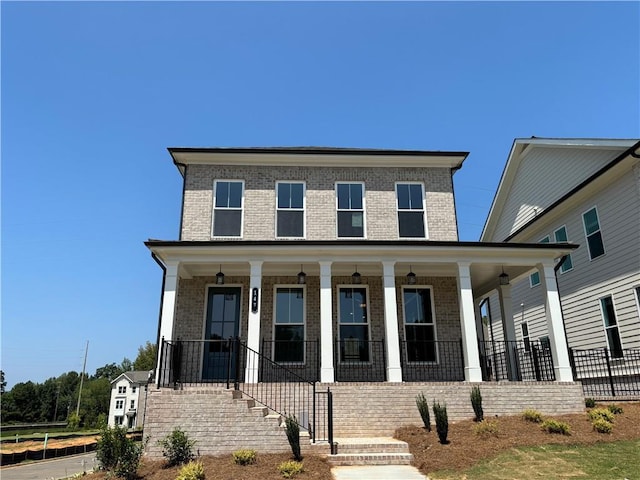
xmin=111 ymin=370 xmax=152 ymax=385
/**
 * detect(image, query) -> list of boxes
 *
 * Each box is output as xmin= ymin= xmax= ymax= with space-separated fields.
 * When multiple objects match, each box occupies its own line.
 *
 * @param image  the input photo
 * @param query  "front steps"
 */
xmin=327 ymin=437 xmax=413 ymax=466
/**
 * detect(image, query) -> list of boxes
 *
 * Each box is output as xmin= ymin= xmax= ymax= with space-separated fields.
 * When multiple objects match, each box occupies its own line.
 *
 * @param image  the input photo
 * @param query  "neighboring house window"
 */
xmin=338 ymin=287 xmax=369 ymax=361
xmin=118 ymin=386 xmax=126 ymax=394
xmin=554 ymin=226 xmax=573 ymax=273
xmin=130 ymin=400 xmax=135 ymax=409
xmin=403 ymin=287 xmax=437 ymax=362
xmin=521 ymin=322 xmax=530 ymax=352
xmin=530 ymin=236 xmax=550 ymax=287
xmin=276 ymin=182 xmax=305 ymax=238
xmin=336 ymin=183 xmax=365 ymax=238
xmin=131 ymin=386 xmax=136 ymax=394
xmin=539 ymin=336 xmax=550 ymax=350
xmin=635 ymin=287 xmax=640 ymax=315
xmin=600 ymin=296 xmax=623 ymax=358
xmin=115 ymin=416 xmax=123 ymax=426
xmin=273 ymin=287 xmax=305 ymax=363
xmin=583 ymin=207 xmax=605 ymax=260
xmin=396 ymin=183 xmax=426 ymax=238
xmin=116 ymin=400 xmax=124 ymax=410
xmin=213 ymin=180 xmax=244 ymax=237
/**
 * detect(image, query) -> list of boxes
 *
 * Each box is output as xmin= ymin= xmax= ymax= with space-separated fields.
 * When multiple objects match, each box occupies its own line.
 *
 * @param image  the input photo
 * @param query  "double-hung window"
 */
xmin=273 ymin=287 xmax=305 ymax=363
xmin=338 ymin=287 xmax=369 ymax=362
xmin=600 ymin=296 xmax=623 ymax=358
xmin=403 ymin=287 xmax=437 ymax=362
xmin=115 ymin=399 xmax=124 ymax=410
xmin=554 ymin=225 xmax=573 ymax=273
xmin=530 ymin=236 xmax=550 ymax=287
xmin=213 ymin=180 xmax=243 ymax=237
xmin=118 ymin=386 xmax=126 ymax=394
xmin=583 ymin=207 xmax=605 ymax=260
xmin=396 ymin=183 xmax=426 ymax=238
xmin=336 ymin=183 xmax=365 ymax=238
xmin=276 ymin=182 xmax=305 ymax=238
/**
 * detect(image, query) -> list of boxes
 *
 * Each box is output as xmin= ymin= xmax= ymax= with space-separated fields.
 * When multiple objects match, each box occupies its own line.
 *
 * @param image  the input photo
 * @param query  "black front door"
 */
xmin=203 ymin=287 xmax=241 ymax=381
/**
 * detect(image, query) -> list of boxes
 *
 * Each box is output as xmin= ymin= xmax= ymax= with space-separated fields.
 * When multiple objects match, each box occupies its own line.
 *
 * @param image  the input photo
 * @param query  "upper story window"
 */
xmin=276 ymin=182 xmax=305 ymax=238
xmin=530 ymin=236 xmax=550 ymax=287
xmin=131 ymin=386 xmax=136 ymax=394
xmin=115 ymin=399 xmax=124 ymax=410
xmin=600 ymin=295 xmax=623 ymax=358
xmin=583 ymin=207 xmax=605 ymax=260
xmin=396 ymin=183 xmax=426 ymax=238
xmin=213 ymin=180 xmax=244 ymax=237
xmin=336 ymin=183 xmax=365 ymax=238
xmin=117 ymin=386 xmax=126 ymax=394
xmin=554 ymin=225 xmax=573 ymax=273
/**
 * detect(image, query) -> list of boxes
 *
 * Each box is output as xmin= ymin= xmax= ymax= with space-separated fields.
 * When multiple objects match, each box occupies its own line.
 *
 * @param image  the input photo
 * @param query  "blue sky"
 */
xmin=2 ymin=1 xmax=638 ymax=389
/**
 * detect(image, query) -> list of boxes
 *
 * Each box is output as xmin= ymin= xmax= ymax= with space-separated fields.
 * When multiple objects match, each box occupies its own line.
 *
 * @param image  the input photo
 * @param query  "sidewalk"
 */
xmin=332 ymin=465 xmax=429 ymax=479
xmin=0 ymin=452 xmax=97 ymax=480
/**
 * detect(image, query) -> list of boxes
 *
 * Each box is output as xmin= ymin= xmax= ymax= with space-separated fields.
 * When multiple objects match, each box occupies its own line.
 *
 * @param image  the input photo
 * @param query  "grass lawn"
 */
xmin=429 ymin=439 xmax=640 ymax=480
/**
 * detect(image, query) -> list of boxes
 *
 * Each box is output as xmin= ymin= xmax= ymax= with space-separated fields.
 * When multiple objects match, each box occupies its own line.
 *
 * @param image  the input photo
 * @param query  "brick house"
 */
xmin=143 ymin=147 xmax=585 ymax=457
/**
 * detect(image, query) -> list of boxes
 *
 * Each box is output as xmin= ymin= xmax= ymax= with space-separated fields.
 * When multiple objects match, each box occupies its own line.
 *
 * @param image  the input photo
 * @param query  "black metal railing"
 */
xmin=260 ymin=339 xmax=320 ymax=382
xmin=479 ymin=340 xmax=555 ymax=381
xmin=400 ymin=340 xmax=465 ymax=381
xmin=570 ymin=347 xmax=640 ymax=397
xmin=334 ymin=339 xmax=386 ymax=382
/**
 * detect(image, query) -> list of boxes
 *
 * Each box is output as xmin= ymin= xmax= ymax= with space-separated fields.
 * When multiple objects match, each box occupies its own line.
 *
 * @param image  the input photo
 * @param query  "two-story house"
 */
xmin=481 ymin=138 xmax=640 ymax=396
xmin=108 ymin=371 xmax=150 ymax=429
xmin=142 ymin=147 xmax=584 ymax=457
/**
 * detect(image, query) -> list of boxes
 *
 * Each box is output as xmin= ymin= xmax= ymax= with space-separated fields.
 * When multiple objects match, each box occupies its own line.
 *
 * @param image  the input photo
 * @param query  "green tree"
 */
xmin=133 ymin=341 xmax=157 ymax=371
xmin=93 ymin=363 xmax=122 ymax=381
xmin=80 ymin=377 xmax=111 ymax=427
xmin=1 ymin=370 xmax=6 ymax=394
xmin=119 ymin=358 xmax=133 ymax=373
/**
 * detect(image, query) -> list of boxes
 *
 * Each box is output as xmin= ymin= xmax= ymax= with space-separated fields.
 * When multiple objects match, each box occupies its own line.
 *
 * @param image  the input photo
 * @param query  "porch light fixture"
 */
xmin=499 ymin=266 xmax=510 ymax=286
xmin=297 ymin=265 xmax=307 ymax=285
xmin=406 ymin=265 xmax=417 ymax=285
xmin=351 ymin=265 xmax=362 ymax=284
xmin=216 ymin=265 xmax=225 ymax=285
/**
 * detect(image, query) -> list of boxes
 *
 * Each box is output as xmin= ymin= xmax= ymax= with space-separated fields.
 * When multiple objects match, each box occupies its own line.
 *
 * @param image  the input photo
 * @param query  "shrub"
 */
xmin=67 ymin=412 xmax=81 ymax=430
xmin=588 ymin=408 xmax=615 ymax=424
xmin=159 ymin=428 xmax=195 ymax=467
xmin=585 ymin=397 xmax=596 ymax=408
xmin=470 ymin=386 xmax=484 ymax=422
xmin=608 ymin=404 xmax=623 ymax=415
xmin=232 ymin=449 xmax=257 ymax=466
xmin=473 ymin=420 xmax=499 ymax=437
xmin=540 ymin=419 xmax=571 ymax=435
xmin=432 ymin=401 xmax=449 ymax=444
xmin=278 ymin=460 xmax=304 ymax=478
xmin=522 ymin=409 xmax=544 ymax=423
xmin=96 ymin=426 xmax=143 ymax=479
xmin=415 ymin=392 xmax=431 ymax=431
xmin=284 ymin=414 xmax=302 ymax=461
xmin=176 ymin=461 xmax=205 ymax=480
xmin=592 ymin=418 xmax=613 ymax=434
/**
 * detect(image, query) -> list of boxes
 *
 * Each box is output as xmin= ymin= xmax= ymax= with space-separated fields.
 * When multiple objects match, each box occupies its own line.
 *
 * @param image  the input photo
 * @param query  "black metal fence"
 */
xmin=400 ymin=340 xmax=465 ymax=381
xmin=261 ymin=339 xmax=320 ymax=382
xmin=335 ymin=339 xmax=387 ymax=382
xmin=570 ymin=347 xmax=640 ymax=397
xmin=479 ymin=340 xmax=555 ymax=382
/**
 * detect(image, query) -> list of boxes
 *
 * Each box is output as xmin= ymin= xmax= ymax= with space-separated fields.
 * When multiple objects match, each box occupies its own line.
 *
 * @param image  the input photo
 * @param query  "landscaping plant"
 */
xmin=284 ymin=413 xmax=302 ymax=461
xmin=176 ymin=461 xmax=205 ymax=480
xmin=96 ymin=425 xmax=143 ymax=479
xmin=415 ymin=392 xmax=431 ymax=431
xmin=588 ymin=408 xmax=615 ymax=424
xmin=608 ymin=404 xmax=623 ymax=414
xmin=470 ymin=386 xmax=484 ymax=422
xmin=233 ymin=449 xmax=257 ymax=465
xmin=158 ymin=428 xmax=195 ymax=467
xmin=521 ymin=409 xmax=543 ymax=423
xmin=592 ymin=417 xmax=613 ymax=434
xmin=584 ymin=397 xmax=596 ymax=408
xmin=540 ymin=419 xmax=570 ymax=435
xmin=473 ymin=420 xmax=499 ymax=437
xmin=278 ymin=460 xmax=304 ymax=478
xmin=432 ymin=400 xmax=449 ymax=444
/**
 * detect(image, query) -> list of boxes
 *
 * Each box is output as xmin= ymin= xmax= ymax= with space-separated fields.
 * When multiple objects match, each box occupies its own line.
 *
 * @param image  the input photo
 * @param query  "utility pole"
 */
xmin=76 ymin=341 xmax=89 ymax=418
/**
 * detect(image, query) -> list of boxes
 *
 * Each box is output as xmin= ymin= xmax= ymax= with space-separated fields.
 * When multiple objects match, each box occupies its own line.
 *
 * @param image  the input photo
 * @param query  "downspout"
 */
xmin=151 ymin=252 xmax=167 ymax=376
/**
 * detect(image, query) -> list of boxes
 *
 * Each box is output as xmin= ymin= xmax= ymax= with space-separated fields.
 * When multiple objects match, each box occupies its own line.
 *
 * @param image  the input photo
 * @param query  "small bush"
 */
xmin=592 ymin=418 xmax=613 ymax=434
xmin=176 ymin=461 xmax=205 ymax=480
xmin=432 ymin=401 xmax=449 ymax=444
xmin=585 ymin=397 xmax=596 ymax=408
xmin=470 ymin=386 xmax=484 ymax=422
xmin=608 ymin=404 xmax=623 ymax=415
xmin=232 ymin=449 xmax=257 ymax=465
xmin=278 ymin=460 xmax=304 ymax=478
xmin=540 ymin=419 xmax=571 ymax=435
xmin=588 ymin=408 xmax=615 ymax=424
xmin=159 ymin=428 xmax=195 ymax=467
xmin=284 ymin=414 xmax=302 ymax=461
xmin=522 ymin=409 xmax=544 ymax=423
xmin=473 ymin=420 xmax=499 ymax=437
xmin=96 ymin=426 xmax=143 ymax=479
xmin=415 ymin=392 xmax=431 ymax=431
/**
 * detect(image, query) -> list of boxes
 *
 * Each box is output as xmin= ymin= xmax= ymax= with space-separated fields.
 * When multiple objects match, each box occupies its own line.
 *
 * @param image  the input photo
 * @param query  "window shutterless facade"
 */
xmin=600 ymin=295 xmax=623 ymax=358
xmin=554 ymin=225 xmax=573 ymax=273
xmin=396 ymin=183 xmax=426 ymax=238
xmin=530 ymin=236 xmax=550 ymax=287
xmin=402 ymin=287 xmax=437 ymax=362
xmin=212 ymin=180 xmax=244 ymax=237
xmin=583 ymin=207 xmax=605 ymax=260
xmin=273 ymin=287 xmax=305 ymax=363
xmin=276 ymin=182 xmax=305 ymax=238
xmin=338 ymin=286 xmax=369 ymax=362
xmin=336 ymin=182 xmax=365 ymax=238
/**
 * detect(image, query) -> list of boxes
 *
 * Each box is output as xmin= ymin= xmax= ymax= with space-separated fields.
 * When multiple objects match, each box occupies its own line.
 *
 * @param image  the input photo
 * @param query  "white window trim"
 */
xmin=599 ymin=294 xmax=624 ymax=356
xmin=634 ymin=286 xmax=640 ymax=318
xmin=582 ymin=206 xmax=606 ymax=261
xmin=394 ymin=182 xmax=428 ymax=239
xmin=401 ymin=285 xmax=439 ymax=364
xmin=275 ymin=181 xmax=306 ymax=239
xmin=553 ymin=225 xmax=573 ymax=274
xmin=337 ymin=284 xmax=372 ymax=364
xmin=272 ymin=284 xmax=307 ymax=365
xmin=335 ymin=182 xmax=367 ymax=239
xmin=212 ymin=179 xmax=245 ymax=238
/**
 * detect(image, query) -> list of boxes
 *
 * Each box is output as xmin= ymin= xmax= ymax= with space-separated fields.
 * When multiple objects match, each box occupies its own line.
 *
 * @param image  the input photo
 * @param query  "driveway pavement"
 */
xmin=0 ymin=452 xmax=97 ymax=480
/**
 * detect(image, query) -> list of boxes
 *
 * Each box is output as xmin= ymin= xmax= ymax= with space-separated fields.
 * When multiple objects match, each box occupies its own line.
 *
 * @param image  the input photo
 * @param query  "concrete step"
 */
xmin=333 ymin=437 xmax=410 ymax=454
xmin=328 ymin=453 xmax=413 ymax=466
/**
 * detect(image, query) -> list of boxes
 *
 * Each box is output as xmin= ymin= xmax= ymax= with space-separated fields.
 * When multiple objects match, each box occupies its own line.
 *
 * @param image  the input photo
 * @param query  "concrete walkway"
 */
xmin=332 ymin=465 xmax=429 ymax=480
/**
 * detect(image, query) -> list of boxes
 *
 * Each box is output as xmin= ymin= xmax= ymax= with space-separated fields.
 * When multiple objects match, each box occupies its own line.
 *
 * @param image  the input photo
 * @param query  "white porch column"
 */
xmin=245 ymin=261 xmax=263 ymax=384
xmin=156 ymin=261 xmax=179 ymax=387
xmin=498 ymin=283 xmax=519 ymax=380
xmin=319 ymin=261 xmax=335 ymax=383
xmin=457 ymin=262 xmax=483 ymax=382
xmin=382 ymin=261 xmax=402 ymax=382
xmin=538 ymin=262 xmax=573 ymax=382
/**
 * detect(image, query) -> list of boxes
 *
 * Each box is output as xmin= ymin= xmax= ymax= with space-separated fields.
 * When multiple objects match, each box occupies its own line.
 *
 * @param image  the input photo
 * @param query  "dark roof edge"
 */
xmin=503 ymin=139 xmax=640 ymax=242
xmin=167 ymin=146 xmax=469 ymax=157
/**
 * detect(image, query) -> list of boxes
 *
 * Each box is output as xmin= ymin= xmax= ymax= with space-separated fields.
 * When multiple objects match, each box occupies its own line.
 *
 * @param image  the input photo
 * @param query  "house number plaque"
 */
xmin=251 ymin=287 xmax=259 ymax=313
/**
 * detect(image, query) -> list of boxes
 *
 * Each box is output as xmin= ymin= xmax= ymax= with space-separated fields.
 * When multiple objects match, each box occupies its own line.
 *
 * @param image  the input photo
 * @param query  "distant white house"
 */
xmin=108 ymin=371 xmax=151 ymax=429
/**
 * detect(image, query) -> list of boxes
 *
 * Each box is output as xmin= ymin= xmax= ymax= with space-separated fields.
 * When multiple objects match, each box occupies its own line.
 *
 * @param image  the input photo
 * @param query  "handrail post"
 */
xmin=604 ymin=347 xmax=616 ymax=397
xmin=316 ymin=338 xmax=320 ymax=382
xmin=226 ymin=338 xmax=232 ymax=390
xmin=234 ymin=337 xmax=242 ymax=390
xmin=381 ymin=338 xmax=387 ymax=382
xmin=158 ymin=336 xmax=165 ymax=389
xmin=532 ymin=344 xmax=541 ymax=381
xmin=568 ymin=347 xmax=576 ymax=380
xmin=312 ymin=383 xmax=316 ymax=443
xmin=328 ymin=388 xmax=335 ymax=455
